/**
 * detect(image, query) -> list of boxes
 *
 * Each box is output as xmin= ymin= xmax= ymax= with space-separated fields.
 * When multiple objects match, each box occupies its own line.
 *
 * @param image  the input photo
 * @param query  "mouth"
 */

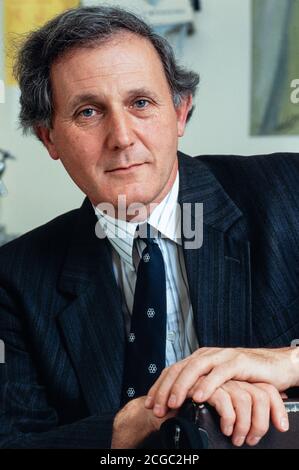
xmin=106 ymin=163 xmax=146 ymax=173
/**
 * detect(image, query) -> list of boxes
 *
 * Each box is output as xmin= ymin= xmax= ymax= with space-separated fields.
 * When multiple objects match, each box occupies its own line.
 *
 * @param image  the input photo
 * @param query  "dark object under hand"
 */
xmin=142 ymin=398 xmax=299 ymax=449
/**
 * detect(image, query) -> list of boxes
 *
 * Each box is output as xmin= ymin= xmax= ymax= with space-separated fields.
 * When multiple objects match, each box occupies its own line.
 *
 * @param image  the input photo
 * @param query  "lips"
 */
xmin=107 ymin=163 xmax=145 ymax=172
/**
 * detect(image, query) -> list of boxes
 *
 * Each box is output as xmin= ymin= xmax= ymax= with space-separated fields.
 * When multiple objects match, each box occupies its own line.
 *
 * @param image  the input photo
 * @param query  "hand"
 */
xmin=144 ymin=347 xmax=299 ymax=416
xmin=111 ymin=396 xmax=177 ymax=448
xmin=199 ymin=380 xmax=289 ymax=447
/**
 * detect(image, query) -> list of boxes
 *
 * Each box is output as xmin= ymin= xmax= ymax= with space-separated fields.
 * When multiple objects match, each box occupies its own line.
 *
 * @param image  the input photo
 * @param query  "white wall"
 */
xmin=1 ymin=0 xmax=299 ymax=236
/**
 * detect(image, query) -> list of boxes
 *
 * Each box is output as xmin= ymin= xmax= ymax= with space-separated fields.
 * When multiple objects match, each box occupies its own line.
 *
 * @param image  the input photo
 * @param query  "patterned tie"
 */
xmin=121 ymin=223 xmax=167 ymax=404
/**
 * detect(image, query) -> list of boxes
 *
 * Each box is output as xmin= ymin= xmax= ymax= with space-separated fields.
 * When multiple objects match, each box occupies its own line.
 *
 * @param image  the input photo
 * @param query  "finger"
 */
xmin=192 ymin=359 xmax=240 ymax=403
xmin=207 ymin=387 xmax=236 ymax=437
xmin=164 ymin=349 xmax=235 ymax=409
xmin=148 ymin=354 xmax=212 ymax=414
xmin=145 ymin=360 xmax=189 ymax=409
xmin=236 ymin=382 xmax=270 ymax=446
xmin=252 ymin=383 xmax=289 ymax=433
xmin=187 ymin=376 xmax=206 ymax=398
xmin=144 ymin=368 xmax=169 ymax=409
xmin=221 ymin=381 xmax=253 ymax=447
xmin=147 ymin=352 xmax=209 ymax=415
xmin=146 ymin=361 xmax=187 ymax=417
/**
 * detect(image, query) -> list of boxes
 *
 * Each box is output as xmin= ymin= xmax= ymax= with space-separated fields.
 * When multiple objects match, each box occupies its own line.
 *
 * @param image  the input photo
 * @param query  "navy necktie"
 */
xmin=121 ymin=223 xmax=167 ymax=404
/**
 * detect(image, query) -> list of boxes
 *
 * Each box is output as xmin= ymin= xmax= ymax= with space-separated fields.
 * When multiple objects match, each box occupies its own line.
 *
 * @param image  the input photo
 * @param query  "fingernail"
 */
xmin=280 ymin=417 xmax=289 ymax=431
xmin=248 ymin=436 xmax=260 ymax=446
xmin=234 ymin=436 xmax=245 ymax=447
xmin=194 ymin=390 xmax=204 ymax=402
xmin=154 ymin=404 xmax=162 ymax=415
xmin=145 ymin=396 xmax=152 ymax=407
xmin=168 ymin=394 xmax=176 ymax=407
xmin=224 ymin=425 xmax=233 ymax=436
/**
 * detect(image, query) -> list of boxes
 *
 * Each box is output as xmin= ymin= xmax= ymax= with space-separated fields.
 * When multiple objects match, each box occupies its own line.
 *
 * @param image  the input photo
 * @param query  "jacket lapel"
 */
xmin=178 ymin=152 xmax=252 ymax=347
xmin=57 ymin=198 xmax=125 ymax=414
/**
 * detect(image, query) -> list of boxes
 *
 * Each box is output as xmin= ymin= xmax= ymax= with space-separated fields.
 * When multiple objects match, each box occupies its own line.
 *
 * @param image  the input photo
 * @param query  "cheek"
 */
xmin=57 ymin=131 xmax=102 ymax=170
xmin=143 ymin=112 xmax=178 ymax=150
xmin=151 ymin=121 xmax=178 ymax=164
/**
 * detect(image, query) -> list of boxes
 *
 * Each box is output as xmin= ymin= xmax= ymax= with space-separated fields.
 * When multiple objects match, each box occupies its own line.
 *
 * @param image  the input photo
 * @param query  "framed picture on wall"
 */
xmin=251 ymin=0 xmax=299 ymax=135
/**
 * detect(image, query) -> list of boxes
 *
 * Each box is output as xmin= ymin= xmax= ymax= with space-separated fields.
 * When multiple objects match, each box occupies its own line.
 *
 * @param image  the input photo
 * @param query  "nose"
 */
xmin=106 ymin=107 xmax=135 ymax=151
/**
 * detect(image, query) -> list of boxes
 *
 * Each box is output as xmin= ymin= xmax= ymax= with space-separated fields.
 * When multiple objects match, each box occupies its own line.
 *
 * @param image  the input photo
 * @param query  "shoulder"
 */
xmin=195 ymin=152 xmax=299 ymax=187
xmin=194 ymin=152 xmax=299 ymax=213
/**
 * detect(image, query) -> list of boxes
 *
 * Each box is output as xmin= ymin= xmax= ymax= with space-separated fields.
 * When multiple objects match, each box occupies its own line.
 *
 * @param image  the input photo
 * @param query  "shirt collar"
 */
xmin=93 ymin=171 xmax=181 ymax=270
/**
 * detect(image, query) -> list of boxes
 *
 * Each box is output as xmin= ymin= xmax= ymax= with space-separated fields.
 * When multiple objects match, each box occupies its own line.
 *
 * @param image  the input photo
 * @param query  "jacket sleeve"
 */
xmin=0 ymin=285 xmax=116 ymax=449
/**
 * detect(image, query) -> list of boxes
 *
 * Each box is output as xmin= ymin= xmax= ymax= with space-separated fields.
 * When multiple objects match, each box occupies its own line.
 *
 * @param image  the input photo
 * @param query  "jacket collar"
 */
xmin=177 ymin=151 xmax=242 ymax=232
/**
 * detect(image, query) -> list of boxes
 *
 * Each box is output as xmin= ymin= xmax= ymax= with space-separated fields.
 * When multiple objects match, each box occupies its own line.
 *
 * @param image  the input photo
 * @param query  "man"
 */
xmin=0 ymin=6 xmax=299 ymax=449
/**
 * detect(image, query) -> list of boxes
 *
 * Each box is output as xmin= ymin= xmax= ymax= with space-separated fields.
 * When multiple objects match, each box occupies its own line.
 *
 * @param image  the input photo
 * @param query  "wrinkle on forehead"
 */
xmin=70 ymin=64 xmax=144 ymax=83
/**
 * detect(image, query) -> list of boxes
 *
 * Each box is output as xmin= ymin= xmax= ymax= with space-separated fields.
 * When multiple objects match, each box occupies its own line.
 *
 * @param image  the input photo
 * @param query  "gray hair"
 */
xmin=14 ymin=6 xmax=200 ymax=136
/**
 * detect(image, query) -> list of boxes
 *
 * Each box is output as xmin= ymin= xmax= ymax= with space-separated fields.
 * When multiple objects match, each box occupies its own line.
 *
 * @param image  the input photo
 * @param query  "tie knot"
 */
xmin=136 ymin=223 xmax=157 ymax=245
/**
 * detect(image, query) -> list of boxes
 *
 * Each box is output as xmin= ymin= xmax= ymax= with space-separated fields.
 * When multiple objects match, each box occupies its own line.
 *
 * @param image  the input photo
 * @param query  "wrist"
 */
xmin=289 ymin=346 xmax=299 ymax=387
xmin=111 ymin=397 xmax=154 ymax=449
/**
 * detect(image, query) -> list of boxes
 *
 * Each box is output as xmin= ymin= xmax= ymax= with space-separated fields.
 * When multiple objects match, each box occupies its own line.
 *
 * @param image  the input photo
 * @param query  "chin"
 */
xmin=128 ymin=189 xmax=156 ymax=206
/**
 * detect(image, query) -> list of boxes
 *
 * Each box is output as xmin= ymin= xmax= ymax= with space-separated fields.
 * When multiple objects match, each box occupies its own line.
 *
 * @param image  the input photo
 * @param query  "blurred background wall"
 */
xmin=1 ymin=0 xmax=299 ymax=236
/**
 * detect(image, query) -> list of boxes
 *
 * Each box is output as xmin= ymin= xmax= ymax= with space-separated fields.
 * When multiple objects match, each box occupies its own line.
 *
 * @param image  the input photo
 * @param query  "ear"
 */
xmin=35 ymin=126 xmax=60 ymax=160
xmin=176 ymin=95 xmax=193 ymax=137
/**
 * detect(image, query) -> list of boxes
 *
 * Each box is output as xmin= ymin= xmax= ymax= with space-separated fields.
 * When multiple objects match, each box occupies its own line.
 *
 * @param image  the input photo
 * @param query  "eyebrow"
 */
xmin=68 ymin=88 xmax=160 ymax=110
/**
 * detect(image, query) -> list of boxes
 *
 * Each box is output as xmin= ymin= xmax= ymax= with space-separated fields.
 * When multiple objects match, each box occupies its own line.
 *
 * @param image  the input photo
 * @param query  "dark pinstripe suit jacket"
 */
xmin=0 ymin=152 xmax=299 ymax=448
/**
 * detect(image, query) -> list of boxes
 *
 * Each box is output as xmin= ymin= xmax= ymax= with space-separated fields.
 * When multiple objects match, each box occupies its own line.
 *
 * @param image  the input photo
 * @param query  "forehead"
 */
xmin=50 ymin=32 xmax=170 ymax=98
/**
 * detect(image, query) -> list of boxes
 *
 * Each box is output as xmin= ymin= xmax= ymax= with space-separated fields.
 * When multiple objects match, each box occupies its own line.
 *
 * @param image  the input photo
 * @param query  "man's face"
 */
xmin=40 ymin=32 xmax=191 ymax=218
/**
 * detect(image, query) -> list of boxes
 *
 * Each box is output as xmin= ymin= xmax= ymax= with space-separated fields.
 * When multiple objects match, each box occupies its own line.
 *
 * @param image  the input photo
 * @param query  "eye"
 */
xmin=133 ymin=99 xmax=150 ymax=109
xmin=79 ymin=108 xmax=96 ymax=118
